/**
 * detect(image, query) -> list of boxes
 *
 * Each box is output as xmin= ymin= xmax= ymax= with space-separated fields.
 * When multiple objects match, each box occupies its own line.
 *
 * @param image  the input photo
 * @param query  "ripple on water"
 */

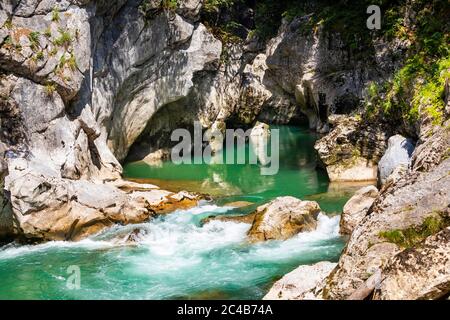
xmin=0 ymin=126 xmax=351 ymax=299
xmin=0 ymin=205 xmax=344 ymax=300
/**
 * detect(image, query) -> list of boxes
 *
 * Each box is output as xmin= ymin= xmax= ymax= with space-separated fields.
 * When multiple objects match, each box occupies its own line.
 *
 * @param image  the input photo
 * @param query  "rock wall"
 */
xmin=314 ymin=115 xmax=390 ymax=182
xmin=318 ymin=122 xmax=449 ymax=300
xmin=265 ymin=120 xmax=450 ymax=300
xmin=0 ymin=0 xmax=216 ymax=241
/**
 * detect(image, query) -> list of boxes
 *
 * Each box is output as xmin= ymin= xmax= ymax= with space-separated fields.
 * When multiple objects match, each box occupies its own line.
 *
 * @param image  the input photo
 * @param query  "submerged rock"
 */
xmin=201 ymin=213 xmax=256 ymax=226
xmin=264 ymin=262 xmax=337 ymax=300
xmin=142 ymin=149 xmax=170 ymax=167
xmin=223 ymin=201 xmax=254 ymax=208
xmin=378 ymin=135 xmax=415 ymax=185
xmin=112 ymin=228 xmax=149 ymax=246
xmin=340 ymin=185 xmax=379 ymax=235
xmin=247 ymin=196 xmax=320 ymax=243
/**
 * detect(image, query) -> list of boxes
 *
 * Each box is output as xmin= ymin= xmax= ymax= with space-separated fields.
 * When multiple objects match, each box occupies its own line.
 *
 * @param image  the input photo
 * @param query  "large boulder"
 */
xmin=314 ymin=116 xmax=388 ymax=182
xmin=3 ymin=156 xmax=202 ymax=241
xmin=378 ymin=135 xmax=415 ymax=185
xmin=340 ymin=185 xmax=379 ymax=235
xmin=247 ymin=196 xmax=321 ymax=243
xmin=264 ymin=262 xmax=337 ymax=300
xmin=373 ymin=227 xmax=450 ymax=300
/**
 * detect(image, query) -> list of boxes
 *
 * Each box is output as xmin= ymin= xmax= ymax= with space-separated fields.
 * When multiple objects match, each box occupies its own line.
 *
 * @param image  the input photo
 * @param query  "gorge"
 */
xmin=0 ymin=0 xmax=449 ymax=300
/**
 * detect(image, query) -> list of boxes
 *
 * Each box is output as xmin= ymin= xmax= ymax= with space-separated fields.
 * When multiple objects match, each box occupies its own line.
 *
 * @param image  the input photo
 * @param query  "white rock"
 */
xmin=340 ymin=185 xmax=379 ymax=235
xmin=378 ymin=135 xmax=415 ymax=185
xmin=264 ymin=262 xmax=337 ymax=300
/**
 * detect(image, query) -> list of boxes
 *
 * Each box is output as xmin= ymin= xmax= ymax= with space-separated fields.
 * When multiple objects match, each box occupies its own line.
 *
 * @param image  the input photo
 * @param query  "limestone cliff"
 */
xmin=1 ymin=0 xmax=449 ymax=300
xmin=0 ymin=0 xmax=216 ymax=241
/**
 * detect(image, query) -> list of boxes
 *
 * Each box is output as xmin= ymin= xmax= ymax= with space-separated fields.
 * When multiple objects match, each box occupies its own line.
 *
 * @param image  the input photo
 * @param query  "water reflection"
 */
xmin=124 ymin=126 xmax=369 ymax=213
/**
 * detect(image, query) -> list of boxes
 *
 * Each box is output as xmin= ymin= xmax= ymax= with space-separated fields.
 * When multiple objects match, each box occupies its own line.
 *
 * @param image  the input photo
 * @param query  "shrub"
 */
xmin=54 ymin=28 xmax=72 ymax=47
xmin=44 ymin=82 xmax=56 ymax=96
xmin=44 ymin=27 xmax=52 ymax=38
xmin=68 ymin=53 xmax=77 ymax=71
xmin=161 ymin=0 xmax=178 ymax=11
xmin=3 ymin=18 xmax=13 ymax=30
xmin=379 ymin=215 xmax=449 ymax=248
xmin=36 ymin=51 xmax=44 ymax=60
xmin=28 ymin=31 xmax=40 ymax=50
xmin=58 ymin=54 xmax=67 ymax=69
xmin=51 ymin=7 xmax=60 ymax=22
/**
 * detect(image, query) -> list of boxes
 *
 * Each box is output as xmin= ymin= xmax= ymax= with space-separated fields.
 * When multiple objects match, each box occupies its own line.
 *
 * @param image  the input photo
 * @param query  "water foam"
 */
xmin=0 ymin=205 xmax=343 ymax=300
xmin=0 ymin=238 xmax=114 ymax=260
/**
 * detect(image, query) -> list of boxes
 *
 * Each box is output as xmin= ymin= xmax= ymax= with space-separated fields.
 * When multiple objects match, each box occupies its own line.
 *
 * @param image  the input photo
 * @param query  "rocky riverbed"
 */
xmin=1 ymin=0 xmax=449 ymax=300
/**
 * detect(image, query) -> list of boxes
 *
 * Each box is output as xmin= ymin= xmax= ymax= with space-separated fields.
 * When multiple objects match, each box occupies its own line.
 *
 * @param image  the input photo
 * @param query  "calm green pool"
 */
xmin=0 ymin=126 xmax=364 ymax=300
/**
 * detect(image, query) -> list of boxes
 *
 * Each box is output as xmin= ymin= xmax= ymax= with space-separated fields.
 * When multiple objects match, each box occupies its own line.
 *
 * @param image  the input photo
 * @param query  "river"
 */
xmin=0 ymin=126 xmax=368 ymax=299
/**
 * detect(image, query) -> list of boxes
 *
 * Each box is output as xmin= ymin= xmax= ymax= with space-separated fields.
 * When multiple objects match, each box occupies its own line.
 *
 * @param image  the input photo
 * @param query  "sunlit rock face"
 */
xmin=321 ymin=125 xmax=450 ymax=300
xmin=340 ymin=185 xmax=379 ymax=235
xmin=0 ymin=1 xmax=213 ymax=241
xmin=94 ymin=10 xmax=222 ymax=161
xmin=264 ymin=261 xmax=337 ymax=300
xmin=314 ymin=115 xmax=389 ymax=182
xmin=377 ymin=135 xmax=415 ymax=185
xmin=258 ymin=16 xmax=406 ymax=132
xmin=247 ymin=196 xmax=321 ymax=243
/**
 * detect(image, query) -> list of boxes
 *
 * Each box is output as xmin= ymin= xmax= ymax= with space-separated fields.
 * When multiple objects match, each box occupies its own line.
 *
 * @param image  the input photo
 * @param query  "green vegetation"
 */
xmin=364 ymin=0 xmax=450 ymax=130
xmin=51 ymin=7 xmax=60 ymax=22
xmin=203 ymin=0 xmax=237 ymax=12
xmin=44 ymin=82 xmax=56 ymax=96
xmin=3 ymin=18 xmax=13 ymax=30
xmin=201 ymin=0 xmax=244 ymax=46
xmin=68 ymin=53 xmax=77 ymax=71
xmin=161 ymin=0 xmax=178 ymax=11
xmin=379 ymin=214 xmax=450 ymax=248
xmin=49 ymin=47 xmax=58 ymax=56
xmin=56 ymin=52 xmax=77 ymax=72
xmin=44 ymin=27 xmax=52 ymax=38
xmin=53 ymin=28 xmax=72 ymax=47
xmin=3 ymin=36 xmax=12 ymax=47
xmin=31 ymin=50 xmax=45 ymax=63
xmin=36 ymin=51 xmax=44 ymax=60
xmin=140 ymin=0 xmax=178 ymax=21
xmin=253 ymin=0 xmax=379 ymax=42
xmin=28 ymin=31 xmax=40 ymax=50
xmin=58 ymin=54 xmax=67 ymax=69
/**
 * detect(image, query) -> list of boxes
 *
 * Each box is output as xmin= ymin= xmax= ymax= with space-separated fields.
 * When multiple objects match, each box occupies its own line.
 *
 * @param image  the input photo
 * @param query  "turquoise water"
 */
xmin=124 ymin=126 xmax=361 ymax=213
xmin=0 ymin=207 xmax=343 ymax=299
xmin=0 ymin=126 xmax=363 ymax=300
